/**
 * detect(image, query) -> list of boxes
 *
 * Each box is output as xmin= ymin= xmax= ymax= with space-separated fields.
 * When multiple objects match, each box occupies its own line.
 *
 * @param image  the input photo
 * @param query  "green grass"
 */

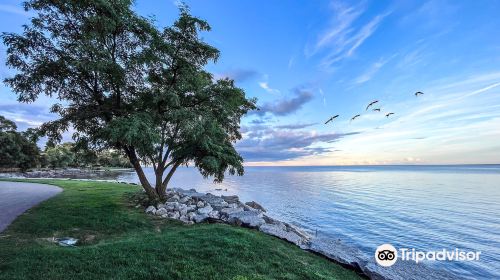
xmin=0 ymin=179 xmax=362 ymax=280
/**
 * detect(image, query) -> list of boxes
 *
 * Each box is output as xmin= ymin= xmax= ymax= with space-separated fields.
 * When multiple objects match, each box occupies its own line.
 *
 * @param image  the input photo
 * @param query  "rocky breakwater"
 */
xmin=140 ymin=188 xmax=459 ymax=280
xmin=141 ymin=188 xmax=311 ymax=249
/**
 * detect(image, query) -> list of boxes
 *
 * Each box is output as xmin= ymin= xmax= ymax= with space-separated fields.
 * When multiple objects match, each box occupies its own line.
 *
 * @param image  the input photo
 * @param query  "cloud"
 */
xmin=258 ymin=81 xmax=280 ymax=94
xmin=214 ymin=69 xmax=259 ymax=83
xmin=333 ymin=72 xmax=500 ymax=164
xmin=254 ymin=87 xmax=314 ymax=116
xmin=0 ymin=103 xmax=54 ymax=130
xmin=250 ymin=118 xmax=267 ymax=125
xmin=319 ymin=88 xmax=327 ymax=106
xmin=238 ymin=125 xmax=360 ymax=161
xmin=307 ymin=1 xmax=390 ymax=68
xmin=0 ymin=4 xmax=30 ymax=16
xmin=275 ymin=123 xmax=318 ymax=129
xmin=352 ymin=56 xmax=393 ymax=84
xmin=311 ymin=1 xmax=365 ymax=52
xmin=288 ymin=56 xmax=295 ymax=69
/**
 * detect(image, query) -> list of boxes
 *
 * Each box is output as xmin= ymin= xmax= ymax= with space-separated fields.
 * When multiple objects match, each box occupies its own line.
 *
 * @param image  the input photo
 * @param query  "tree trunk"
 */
xmin=124 ymin=147 xmax=159 ymax=202
xmin=156 ymin=161 xmax=181 ymax=198
xmin=154 ymin=167 xmax=165 ymax=200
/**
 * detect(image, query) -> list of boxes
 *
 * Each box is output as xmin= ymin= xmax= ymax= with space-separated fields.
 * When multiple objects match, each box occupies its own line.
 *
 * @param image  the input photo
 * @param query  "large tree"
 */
xmin=2 ymin=0 xmax=256 ymax=201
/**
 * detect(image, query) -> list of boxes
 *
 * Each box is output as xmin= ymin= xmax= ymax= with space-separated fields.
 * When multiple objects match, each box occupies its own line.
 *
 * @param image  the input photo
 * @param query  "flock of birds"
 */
xmin=324 ymin=91 xmax=424 ymax=125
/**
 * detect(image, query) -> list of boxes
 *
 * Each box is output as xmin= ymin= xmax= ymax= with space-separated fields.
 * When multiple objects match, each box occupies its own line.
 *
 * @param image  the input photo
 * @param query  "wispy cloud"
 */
xmin=352 ymin=56 xmax=392 ymax=84
xmin=288 ymin=56 xmax=295 ymax=69
xmin=0 ymin=4 xmax=30 ymax=16
xmin=319 ymin=88 xmax=327 ymax=106
xmin=307 ymin=1 xmax=390 ymax=68
xmin=258 ymin=81 xmax=281 ymax=94
xmin=329 ymin=72 xmax=500 ymax=164
xmin=275 ymin=123 xmax=318 ymax=130
xmin=311 ymin=1 xmax=365 ymax=53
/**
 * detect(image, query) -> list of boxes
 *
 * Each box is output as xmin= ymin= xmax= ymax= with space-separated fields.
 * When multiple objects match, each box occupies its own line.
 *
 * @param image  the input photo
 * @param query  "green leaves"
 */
xmin=0 ymin=115 xmax=18 ymax=132
xmin=0 ymin=116 xmax=41 ymax=171
xmin=104 ymin=113 xmax=159 ymax=157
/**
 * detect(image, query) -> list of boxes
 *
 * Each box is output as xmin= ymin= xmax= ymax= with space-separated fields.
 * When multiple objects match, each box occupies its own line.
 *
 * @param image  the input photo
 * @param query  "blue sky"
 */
xmin=1 ymin=0 xmax=500 ymax=165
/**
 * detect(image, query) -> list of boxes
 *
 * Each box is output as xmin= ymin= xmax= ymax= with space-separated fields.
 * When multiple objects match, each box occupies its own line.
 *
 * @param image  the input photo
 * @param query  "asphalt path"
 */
xmin=0 ymin=181 xmax=62 ymax=232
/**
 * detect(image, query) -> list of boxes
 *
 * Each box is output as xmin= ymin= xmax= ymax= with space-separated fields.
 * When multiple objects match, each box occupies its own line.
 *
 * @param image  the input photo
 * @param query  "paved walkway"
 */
xmin=0 ymin=181 xmax=62 ymax=232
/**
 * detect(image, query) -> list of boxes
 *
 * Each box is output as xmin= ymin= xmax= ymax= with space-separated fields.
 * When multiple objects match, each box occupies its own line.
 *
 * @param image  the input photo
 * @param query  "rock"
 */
xmin=221 ymin=195 xmax=239 ymax=204
xmin=179 ymin=196 xmax=191 ymax=204
xmin=259 ymin=223 xmax=310 ymax=248
xmin=161 ymin=214 xmax=169 ymax=218
xmin=308 ymin=237 xmax=366 ymax=270
xmin=193 ymin=194 xmax=228 ymax=210
xmin=263 ymin=214 xmax=281 ymax=225
xmin=179 ymin=215 xmax=190 ymax=223
xmin=167 ymin=194 xmax=180 ymax=202
xmin=155 ymin=208 xmax=169 ymax=216
xmin=145 ymin=206 xmax=156 ymax=215
xmin=187 ymin=212 xmax=196 ymax=221
xmin=227 ymin=203 xmax=238 ymax=209
xmin=245 ymin=201 xmax=266 ymax=212
xmin=284 ymin=223 xmax=310 ymax=242
xmin=228 ymin=211 xmax=265 ymax=228
xmin=208 ymin=210 xmax=220 ymax=219
xmin=55 ymin=237 xmax=78 ymax=247
xmin=220 ymin=207 xmax=244 ymax=217
xmin=168 ymin=211 xmax=180 ymax=219
xmin=178 ymin=204 xmax=188 ymax=216
xmin=243 ymin=204 xmax=263 ymax=212
xmin=196 ymin=201 xmax=205 ymax=208
xmin=165 ymin=202 xmax=179 ymax=211
xmin=157 ymin=203 xmax=166 ymax=209
xmin=197 ymin=205 xmax=213 ymax=215
xmin=186 ymin=205 xmax=197 ymax=212
xmin=193 ymin=213 xmax=208 ymax=223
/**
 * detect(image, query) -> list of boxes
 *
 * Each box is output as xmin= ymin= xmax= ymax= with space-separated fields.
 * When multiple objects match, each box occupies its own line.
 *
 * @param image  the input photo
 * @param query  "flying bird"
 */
xmin=372 ymin=108 xmax=381 ymax=112
xmin=385 ymin=112 xmax=395 ymax=118
xmin=366 ymin=100 xmax=379 ymax=111
xmin=324 ymin=114 xmax=339 ymax=124
xmin=350 ymin=114 xmax=361 ymax=122
xmin=415 ymin=91 xmax=424 ymax=97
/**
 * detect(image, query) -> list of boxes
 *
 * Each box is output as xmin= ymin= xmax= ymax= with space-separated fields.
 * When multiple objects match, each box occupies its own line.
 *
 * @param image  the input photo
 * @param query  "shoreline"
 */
xmin=0 ymin=174 xmax=465 ymax=280
xmin=0 ymin=179 xmax=362 ymax=279
xmin=136 ymin=186 xmax=458 ymax=280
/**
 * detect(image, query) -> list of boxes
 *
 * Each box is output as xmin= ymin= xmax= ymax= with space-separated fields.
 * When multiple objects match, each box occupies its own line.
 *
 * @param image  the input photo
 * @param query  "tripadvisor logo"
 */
xmin=375 ymin=244 xmax=398 ymax=266
xmin=375 ymin=244 xmax=481 ymax=267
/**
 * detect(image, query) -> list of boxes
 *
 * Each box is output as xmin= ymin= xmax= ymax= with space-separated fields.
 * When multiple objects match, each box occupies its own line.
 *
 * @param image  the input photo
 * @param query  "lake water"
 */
xmin=90 ymin=165 xmax=500 ymax=279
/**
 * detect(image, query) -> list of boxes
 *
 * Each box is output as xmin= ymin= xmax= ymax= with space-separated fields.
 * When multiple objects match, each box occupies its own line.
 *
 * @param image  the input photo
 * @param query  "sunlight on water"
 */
xmin=114 ymin=165 xmax=500 ymax=279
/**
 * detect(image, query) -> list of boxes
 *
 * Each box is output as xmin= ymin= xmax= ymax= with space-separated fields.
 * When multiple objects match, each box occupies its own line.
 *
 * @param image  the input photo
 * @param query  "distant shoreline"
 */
xmin=0 ymin=168 xmax=134 ymax=179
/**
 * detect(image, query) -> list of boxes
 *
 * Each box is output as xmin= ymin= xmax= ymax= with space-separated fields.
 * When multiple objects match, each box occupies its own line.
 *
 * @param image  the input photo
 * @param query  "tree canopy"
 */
xmin=0 ymin=115 xmax=41 ymax=171
xmin=2 ymin=0 xmax=256 ymax=200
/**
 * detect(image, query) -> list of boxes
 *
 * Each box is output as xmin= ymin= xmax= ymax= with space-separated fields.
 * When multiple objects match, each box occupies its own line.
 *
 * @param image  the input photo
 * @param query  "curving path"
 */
xmin=0 ymin=181 xmax=62 ymax=232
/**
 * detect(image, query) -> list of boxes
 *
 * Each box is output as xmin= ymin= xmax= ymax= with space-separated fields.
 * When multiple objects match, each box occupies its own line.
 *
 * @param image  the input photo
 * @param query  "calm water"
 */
xmin=112 ymin=165 xmax=498 ymax=279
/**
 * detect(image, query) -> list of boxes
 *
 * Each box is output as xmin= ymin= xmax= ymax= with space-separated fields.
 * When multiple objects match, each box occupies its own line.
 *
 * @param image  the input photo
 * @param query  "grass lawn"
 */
xmin=0 ymin=179 xmax=362 ymax=280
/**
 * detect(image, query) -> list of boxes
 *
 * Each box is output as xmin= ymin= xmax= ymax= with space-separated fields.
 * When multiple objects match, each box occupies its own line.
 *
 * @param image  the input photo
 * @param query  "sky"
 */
xmin=1 ymin=0 xmax=500 ymax=165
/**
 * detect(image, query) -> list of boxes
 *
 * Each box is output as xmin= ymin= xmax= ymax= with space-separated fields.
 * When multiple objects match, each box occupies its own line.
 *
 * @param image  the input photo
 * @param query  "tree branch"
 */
xmin=162 ymin=160 xmax=182 ymax=188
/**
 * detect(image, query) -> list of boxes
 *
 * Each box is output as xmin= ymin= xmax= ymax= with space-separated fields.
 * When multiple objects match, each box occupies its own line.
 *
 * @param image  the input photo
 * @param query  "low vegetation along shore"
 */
xmin=0 ymin=179 xmax=361 ymax=280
